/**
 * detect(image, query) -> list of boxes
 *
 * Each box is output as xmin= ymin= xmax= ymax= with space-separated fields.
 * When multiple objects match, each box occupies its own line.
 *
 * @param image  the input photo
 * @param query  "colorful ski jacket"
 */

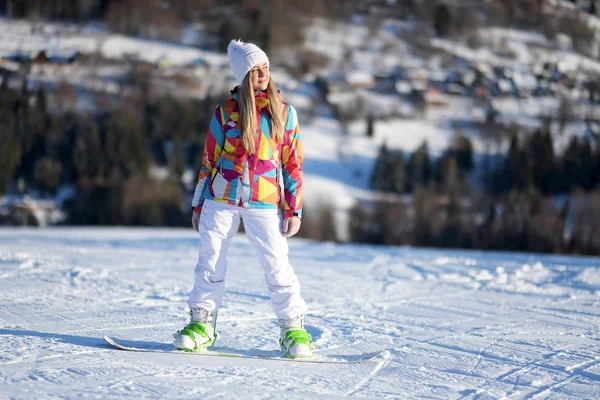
xmin=191 ymin=88 xmax=303 ymax=218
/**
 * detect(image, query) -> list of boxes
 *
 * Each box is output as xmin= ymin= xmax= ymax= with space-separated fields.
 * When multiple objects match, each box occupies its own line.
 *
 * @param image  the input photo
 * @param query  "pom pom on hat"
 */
xmin=227 ymin=39 xmax=270 ymax=84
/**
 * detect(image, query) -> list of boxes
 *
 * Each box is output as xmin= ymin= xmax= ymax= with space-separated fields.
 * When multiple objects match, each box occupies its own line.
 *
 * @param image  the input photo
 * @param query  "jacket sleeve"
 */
xmin=281 ymin=104 xmax=303 ymax=219
xmin=191 ymin=105 xmax=225 ymax=213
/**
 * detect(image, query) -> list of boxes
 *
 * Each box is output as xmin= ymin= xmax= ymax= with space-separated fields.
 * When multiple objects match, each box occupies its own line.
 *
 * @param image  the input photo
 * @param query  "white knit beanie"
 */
xmin=227 ymin=39 xmax=270 ymax=84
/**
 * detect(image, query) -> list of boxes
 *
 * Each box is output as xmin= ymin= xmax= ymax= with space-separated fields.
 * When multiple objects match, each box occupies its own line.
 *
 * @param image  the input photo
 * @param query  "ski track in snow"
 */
xmin=0 ymin=228 xmax=599 ymax=399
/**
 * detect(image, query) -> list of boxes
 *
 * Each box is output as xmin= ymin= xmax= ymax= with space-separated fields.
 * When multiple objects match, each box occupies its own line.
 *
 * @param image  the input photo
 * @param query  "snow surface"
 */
xmin=1 ymin=228 xmax=599 ymax=399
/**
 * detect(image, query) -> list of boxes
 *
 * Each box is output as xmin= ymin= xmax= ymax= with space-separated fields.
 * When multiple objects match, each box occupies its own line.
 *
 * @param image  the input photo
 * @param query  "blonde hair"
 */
xmin=238 ymin=75 xmax=284 ymax=155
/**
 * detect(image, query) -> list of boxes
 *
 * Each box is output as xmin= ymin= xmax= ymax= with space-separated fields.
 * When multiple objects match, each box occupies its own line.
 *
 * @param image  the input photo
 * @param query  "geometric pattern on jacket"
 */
xmin=192 ymin=87 xmax=303 ymax=219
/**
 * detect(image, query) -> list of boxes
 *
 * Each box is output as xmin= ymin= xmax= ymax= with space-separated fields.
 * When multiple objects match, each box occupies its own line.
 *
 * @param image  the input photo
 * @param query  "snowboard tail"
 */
xmin=104 ymin=335 xmax=384 ymax=364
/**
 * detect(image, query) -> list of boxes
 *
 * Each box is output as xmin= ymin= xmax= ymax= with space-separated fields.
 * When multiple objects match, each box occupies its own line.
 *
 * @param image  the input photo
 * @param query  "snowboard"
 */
xmin=104 ymin=335 xmax=385 ymax=364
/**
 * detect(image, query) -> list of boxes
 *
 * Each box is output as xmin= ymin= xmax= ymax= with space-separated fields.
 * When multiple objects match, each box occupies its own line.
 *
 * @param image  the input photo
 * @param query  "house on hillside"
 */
xmin=49 ymin=51 xmax=80 ymax=64
xmin=345 ymin=70 xmax=375 ymax=89
xmin=373 ymin=72 xmax=397 ymax=94
xmin=33 ymin=50 xmax=50 ymax=64
xmin=1 ymin=52 xmax=32 ymax=63
xmin=0 ymin=196 xmax=65 ymax=227
xmin=424 ymin=85 xmax=450 ymax=107
xmin=3 ymin=50 xmax=79 ymax=66
xmin=157 ymin=56 xmax=172 ymax=71
xmin=0 ymin=58 xmax=20 ymax=75
xmin=444 ymin=68 xmax=471 ymax=96
xmin=316 ymin=73 xmax=347 ymax=94
xmin=394 ymin=79 xmax=412 ymax=95
xmin=506 ymin=68 xmax=538 ymax=98
xmin=190 ymin=58 xmax=209 ymax=77
xmin=165 ymin=70 xmax=202 ymax=92
xmin=406 ymin=67 xmax=429 ymax=91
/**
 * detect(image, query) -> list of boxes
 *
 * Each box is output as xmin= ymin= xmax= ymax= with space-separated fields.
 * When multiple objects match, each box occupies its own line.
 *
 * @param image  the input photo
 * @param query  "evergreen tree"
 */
xmin=16 ymin=80 xmax=47 ymax=184
xmin=348 ymin=203 xmax=377 ymax=244
xmin=51 ymin=112 xmax=79 ymax=183
xmin=370 ymin=146 xmax=408 ymax=194
xmin=371 ymin=142 xmax=391 ymax=192
xmin=522 ymin=156 xmax=535 ymax=193
xmin=434 ymin=151 xmax=461 ymax=194
xmin=593 ymin=143 xmax=600 ymax=189
xmin=85 ymin=115 xmax=102 ymax=179
xmin=413 ymin=187 xmax=437 ymax=246
xmin=0 ymin=72 xmax=11 ymax=119
xmin=561 ymin=136 xmax=591 ymax=192
xmin=17 ymin=79 xmax=32 ymax=153
xmin=481 ymin=153 xmax=503 ymax=194
xmin=390 ymin=151 xmax=405 ymax=194
xmin=439 ymin=188 xmax=464 ymax=248
xmin=382 ymin=200 xmax=408 ymax=245
xmin=433 ymin=3 xmax=451 ymax=37
xmin=73 ymin=135 xmax=88 ymax=179
xmin=366 ymin=114 xmax=375 ymax=138
xmin=579 ymin=138 xmax=593 ymax=190
xmin=0 ymin=114 xmax=20 ymax=194
xmin=73 ymin=116 xmax=101 ymax=180
xmin=406 ymin=141 xmax=431 ymax=192
xmin=107 ymin=106 xmax=150 ymax=177
xmin=170 ymin=139 xmax=186 ymax=178
xmin=504 ymin=133 xmax=524 ymax=192
xmin=30 ymin=88 xmax=49 ymax=141
xmin=444 ymin=155 xmax=460 ymax=195
xmin=34 ymin=157 xmax=63 ymax=195
xmin=527 ymin=129 xmax=555 ymax=194
xmin=452 ymin=134 xmax=474 ymax=176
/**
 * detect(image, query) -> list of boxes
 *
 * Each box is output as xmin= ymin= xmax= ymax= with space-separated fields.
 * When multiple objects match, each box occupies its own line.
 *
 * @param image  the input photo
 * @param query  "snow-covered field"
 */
xmin=1 ymin=228 xmax=599 ymax=399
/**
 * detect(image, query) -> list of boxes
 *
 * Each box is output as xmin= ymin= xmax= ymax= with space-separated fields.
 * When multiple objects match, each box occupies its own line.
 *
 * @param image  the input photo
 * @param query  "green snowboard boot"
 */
xmin=278 ymin=315 xmax=314 ymax=359
xmin=173 ymin=308 xmax=216 ymax=352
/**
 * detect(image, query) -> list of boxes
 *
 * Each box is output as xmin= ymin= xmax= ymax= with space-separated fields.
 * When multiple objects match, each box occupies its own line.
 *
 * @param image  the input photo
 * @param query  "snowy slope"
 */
xmin=1 ymin=228 xmax=599 ymax=398
xmin=0 ymin=18 xmax=225 ymax=66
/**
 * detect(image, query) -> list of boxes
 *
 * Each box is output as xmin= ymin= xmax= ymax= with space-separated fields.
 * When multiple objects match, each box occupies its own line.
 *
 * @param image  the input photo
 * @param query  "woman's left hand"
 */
xmin=283 ymin=216 xmax=301 ymax=238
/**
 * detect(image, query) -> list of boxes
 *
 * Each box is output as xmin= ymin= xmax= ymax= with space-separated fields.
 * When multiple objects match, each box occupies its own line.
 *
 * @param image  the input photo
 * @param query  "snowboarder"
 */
xmin=173 ymin=39 xmax=312 ymax=359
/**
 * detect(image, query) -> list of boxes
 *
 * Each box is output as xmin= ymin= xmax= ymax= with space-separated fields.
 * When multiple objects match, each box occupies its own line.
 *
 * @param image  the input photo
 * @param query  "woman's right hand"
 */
xmin=192 ymin=211 xmax=201 ymax=232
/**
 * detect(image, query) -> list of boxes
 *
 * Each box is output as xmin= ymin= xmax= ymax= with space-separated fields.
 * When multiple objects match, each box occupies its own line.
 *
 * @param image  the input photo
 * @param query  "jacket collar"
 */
xmin=230 ymin=86 xmax=269 ymax=110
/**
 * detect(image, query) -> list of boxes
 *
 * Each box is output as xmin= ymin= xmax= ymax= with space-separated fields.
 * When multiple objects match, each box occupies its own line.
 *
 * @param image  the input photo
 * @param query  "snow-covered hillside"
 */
xmin=1 ymin=228 xmax=599 ymax=398
xmin=2 ymin=7 xmax=600 ymax=234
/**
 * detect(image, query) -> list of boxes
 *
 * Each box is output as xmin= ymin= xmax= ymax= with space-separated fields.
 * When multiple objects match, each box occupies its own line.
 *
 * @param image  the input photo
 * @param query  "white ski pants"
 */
xmin=188 ymin=200 xmax=307 ymax=320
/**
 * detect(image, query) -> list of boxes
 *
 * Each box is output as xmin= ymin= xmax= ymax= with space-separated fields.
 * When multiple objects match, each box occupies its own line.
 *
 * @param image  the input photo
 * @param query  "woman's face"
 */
xmin=249 ymin=62 xmax=270 ymax=91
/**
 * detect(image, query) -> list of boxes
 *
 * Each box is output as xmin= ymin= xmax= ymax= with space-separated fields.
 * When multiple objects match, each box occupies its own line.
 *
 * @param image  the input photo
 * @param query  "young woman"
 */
xmin=173 ymin=39 xmax=312 ymax=359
